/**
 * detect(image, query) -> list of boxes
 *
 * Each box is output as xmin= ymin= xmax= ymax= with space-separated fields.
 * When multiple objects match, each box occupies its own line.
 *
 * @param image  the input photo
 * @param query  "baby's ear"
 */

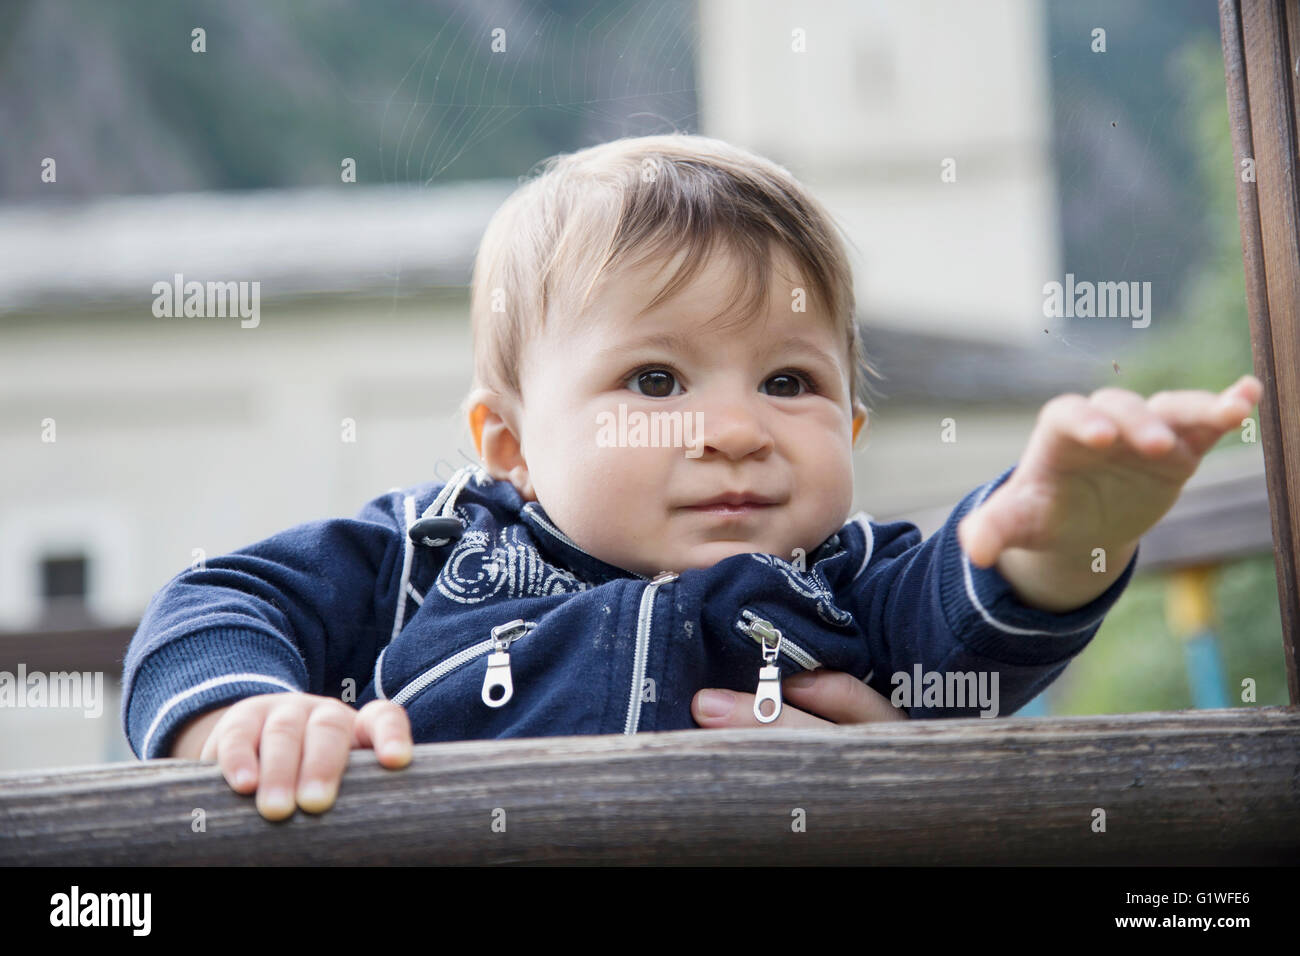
xmin=463 ymin=387 xmax=499 ymax=460
xmin=851 ymin=403 xmax=868 ymax=446
xmin=465 ymin=388 xmax=533 ymax=495
xmin=468 ymin=402 xmax=489 ymax=459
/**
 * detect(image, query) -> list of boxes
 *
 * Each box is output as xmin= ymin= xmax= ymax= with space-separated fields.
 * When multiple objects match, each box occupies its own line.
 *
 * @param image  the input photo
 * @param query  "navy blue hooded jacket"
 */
xmin=122 ymin=463 xmax=1137 ymax=759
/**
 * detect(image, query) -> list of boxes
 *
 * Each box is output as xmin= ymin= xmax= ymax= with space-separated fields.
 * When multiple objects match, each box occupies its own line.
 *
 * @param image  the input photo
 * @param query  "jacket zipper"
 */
xmin=735 ymin=609 xmax=873 ymax=686
xmin=736 ymin=608 xmax=822 ymax=670
xmin=750 ymin=617 xmax=783 ymax=723
xmin=480 ymin=619 xmax=534 ymax=707
xmin=735 ymin=609 xmax=824 ymax=724
xmin=390 ymin=618 xmax=536 ymax=707
xmin=624 ymin=570 xmax=678 ymax=734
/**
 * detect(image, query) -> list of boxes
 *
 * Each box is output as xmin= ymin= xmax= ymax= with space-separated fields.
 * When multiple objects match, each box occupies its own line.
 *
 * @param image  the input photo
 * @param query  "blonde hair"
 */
xmin=464 ymin=133 xmax=878 ymax=424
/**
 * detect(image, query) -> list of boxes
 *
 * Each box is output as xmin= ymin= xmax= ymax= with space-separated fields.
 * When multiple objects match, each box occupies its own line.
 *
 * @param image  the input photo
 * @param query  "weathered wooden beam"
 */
xmin=2 ymin=707 xmax=1296 ymax=865
xmin=1221 ymin=0 xmax=1300 ymax=703
xmin=1131 ymin=467 xmax=1272 ymax=569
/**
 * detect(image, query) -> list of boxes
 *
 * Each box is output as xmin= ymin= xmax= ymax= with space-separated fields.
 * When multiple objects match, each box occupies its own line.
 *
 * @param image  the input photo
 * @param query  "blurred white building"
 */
xmin=699 ymin=0 xmax=1060 ymax=345
xmin=0 ymin=0 xmax=1085 ymax=770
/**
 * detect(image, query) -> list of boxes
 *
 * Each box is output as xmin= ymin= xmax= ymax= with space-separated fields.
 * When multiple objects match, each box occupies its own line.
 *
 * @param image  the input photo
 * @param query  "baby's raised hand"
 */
xmin=957 ymin=374 xmax=1263 ymax=573
xmin=173 ymin=693 xmax=413 ymax=821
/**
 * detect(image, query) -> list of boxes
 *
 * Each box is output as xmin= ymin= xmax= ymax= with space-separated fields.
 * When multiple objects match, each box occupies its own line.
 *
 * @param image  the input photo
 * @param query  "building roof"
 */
xmin=0 ymin=182 xmax=514 ymax=313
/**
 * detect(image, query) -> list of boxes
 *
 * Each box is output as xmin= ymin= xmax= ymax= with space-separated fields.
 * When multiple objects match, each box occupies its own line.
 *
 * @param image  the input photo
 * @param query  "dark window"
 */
xmin=38 ymin=554 xmax=94 ymax=629
xmin=41 ymin=555 xmax=88 ymax=602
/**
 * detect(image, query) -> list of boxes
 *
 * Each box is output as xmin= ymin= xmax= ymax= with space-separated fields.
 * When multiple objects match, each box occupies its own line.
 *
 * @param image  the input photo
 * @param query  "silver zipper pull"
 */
xmin=482 ymin=619 xmax=533 ymax=708
xmin=748 ymin=615 xmax=784 ymax=723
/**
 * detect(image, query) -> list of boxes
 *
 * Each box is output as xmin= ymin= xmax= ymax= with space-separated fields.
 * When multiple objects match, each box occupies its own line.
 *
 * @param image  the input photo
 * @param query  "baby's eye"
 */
xmin=762 ymin=372 xmax=812 ymax=397
xmin=627 ymin=368 xmax=681 ymax=398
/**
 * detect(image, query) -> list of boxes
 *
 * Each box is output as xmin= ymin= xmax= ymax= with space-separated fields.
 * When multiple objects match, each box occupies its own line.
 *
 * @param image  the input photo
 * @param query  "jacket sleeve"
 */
xmin=120 ymin=489 xmax=418 ymax=759
xmin=850 ymin=463 xmax=1139 ymax=717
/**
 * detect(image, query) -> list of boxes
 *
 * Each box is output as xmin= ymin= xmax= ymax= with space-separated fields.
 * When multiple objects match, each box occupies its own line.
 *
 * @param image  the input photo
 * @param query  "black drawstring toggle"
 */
xmin=409 ymin=516 xmax=465 ymax=547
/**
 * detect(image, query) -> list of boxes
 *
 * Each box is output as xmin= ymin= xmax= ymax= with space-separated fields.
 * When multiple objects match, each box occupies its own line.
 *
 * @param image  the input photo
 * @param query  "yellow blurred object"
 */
xmin=1164 ymin=565 xmax=1217 ymax=639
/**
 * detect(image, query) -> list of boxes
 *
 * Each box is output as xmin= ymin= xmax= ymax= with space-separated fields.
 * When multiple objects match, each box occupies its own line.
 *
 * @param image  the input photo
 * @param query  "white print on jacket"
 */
xmin=746 ymin=553 xmax=853 ymax=626
xmin=436 ymin=526 xmax=589 ymax=604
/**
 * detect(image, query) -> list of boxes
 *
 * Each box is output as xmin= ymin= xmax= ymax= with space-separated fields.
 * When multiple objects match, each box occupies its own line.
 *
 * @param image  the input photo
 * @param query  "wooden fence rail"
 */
xmin=2 ymin=707 xmax=1297 ymax=865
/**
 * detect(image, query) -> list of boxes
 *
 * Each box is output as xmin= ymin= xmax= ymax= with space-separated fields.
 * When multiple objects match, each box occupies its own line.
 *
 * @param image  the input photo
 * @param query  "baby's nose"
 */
xmin=695 ymin=400 xmax=772 ymax=459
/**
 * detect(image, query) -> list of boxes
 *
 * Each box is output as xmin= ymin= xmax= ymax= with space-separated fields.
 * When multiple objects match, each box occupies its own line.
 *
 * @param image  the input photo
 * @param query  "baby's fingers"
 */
xmin=295 ymin=701 xmax=358 ymax=814
xmin=208 ymin=700 xmax=271 ymax=796
xmin=1030 ymin=391 xmax=1170 ymax=460
xmin=255 ymin=699 xmax=311 ymax=820
xmin=1148 ymin=379 xmax=1259 ymax=432
xmin=1035 ymin=393 xmax=1119 ymax=449
xmin=1086 ymin=388 xmax=1177 ymax=455
xmin=1223 ymin=373 xmax=1263 ymax=407
xmin=783 ymin=670 xmax=910 ymax=724
xmin=692 ymin=687 xmax=831 ymax=728
xmin=353 ymin=699 xmax=413 ymax=769
xmin=1214 ymin=374 xmax=1263 ymax=427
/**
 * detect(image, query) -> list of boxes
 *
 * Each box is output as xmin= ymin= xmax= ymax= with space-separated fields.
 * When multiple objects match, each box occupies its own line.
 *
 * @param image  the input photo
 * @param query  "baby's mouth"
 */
xmin=680 ymin=493 xmax=781 ymax=519
xmin=686 ymin=503 xmax=771 ymax=516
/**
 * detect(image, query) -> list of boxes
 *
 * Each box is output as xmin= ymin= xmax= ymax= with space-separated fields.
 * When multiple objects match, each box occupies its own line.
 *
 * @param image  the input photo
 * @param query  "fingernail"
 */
xmin=381 ymin=741 xmax=410 ymax=762
xmin=698 ymin=689 xmax=734 ymax=718
xmin=260 ymin=788 xmax=293 ymax=814
xmin=786 ymin=672 xmax=816 ymax=689
xmin=299 ymin=782 xmax=330 ymax=806
xmin=1083 ymin=421 xmax=1111 ymax=440
xmin=1142 ymin=424 xmax=1173 ymax=443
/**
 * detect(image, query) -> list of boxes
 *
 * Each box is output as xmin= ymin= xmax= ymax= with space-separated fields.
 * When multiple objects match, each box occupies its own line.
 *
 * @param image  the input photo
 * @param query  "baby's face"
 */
xmin=511 ymin=245 xmax=861 ymax=578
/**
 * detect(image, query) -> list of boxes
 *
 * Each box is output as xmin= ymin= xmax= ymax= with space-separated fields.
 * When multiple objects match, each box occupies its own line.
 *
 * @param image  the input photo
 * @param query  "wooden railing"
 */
xmin=1 ymin=708 xmax=1297 ymax=865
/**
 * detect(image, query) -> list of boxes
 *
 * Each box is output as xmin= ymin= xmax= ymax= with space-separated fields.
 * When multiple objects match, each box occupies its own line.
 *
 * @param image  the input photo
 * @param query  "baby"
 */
xmin=121 ymin=133 xmax=1262 ymax=821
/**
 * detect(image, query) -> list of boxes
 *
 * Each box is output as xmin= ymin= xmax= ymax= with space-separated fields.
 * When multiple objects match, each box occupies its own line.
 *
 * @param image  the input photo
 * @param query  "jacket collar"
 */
xmin=518 ymin=501 xmax=650 ymax=585
xmin=518 ymin=500 xmax=847 ymax=584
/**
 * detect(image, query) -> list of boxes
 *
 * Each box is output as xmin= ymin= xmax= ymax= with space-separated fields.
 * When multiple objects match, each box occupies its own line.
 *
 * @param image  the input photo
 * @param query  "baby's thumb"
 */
xmin=958 ymin=494 xmax=1015 ymax=569
xmin=352 ymin=700 xmax=414 ymax=767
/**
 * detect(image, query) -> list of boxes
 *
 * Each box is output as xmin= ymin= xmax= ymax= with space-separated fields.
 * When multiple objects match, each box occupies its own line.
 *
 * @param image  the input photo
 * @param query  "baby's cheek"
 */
xmin=808 ymin=453 xmax=856 ymax=536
